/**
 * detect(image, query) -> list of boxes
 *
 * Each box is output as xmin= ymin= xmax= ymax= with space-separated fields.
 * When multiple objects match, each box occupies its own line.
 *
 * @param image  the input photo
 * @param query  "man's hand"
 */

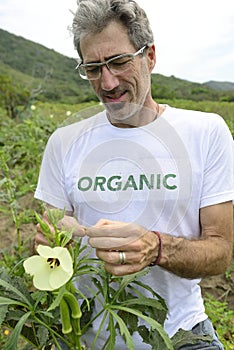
xmin=86 ymin=202 xmax=233 ymax=279
xmin=86 ymin=219 xmax=159 ymax=276
xmin=35 ymin=210 xmax=86 ymax=248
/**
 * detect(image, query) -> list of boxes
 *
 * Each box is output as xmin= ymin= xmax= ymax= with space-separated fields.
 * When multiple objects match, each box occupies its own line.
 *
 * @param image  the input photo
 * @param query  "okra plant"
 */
xmin=0 ymin=209 xmax=210 ymax=349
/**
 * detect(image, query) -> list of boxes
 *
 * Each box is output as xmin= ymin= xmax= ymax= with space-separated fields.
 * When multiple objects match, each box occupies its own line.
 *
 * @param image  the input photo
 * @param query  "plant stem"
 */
xmin=0 ymin=154 xmax=22 ymax=253
xmin=34 ymin=316 xmax=71 ymax=349
xmin=81 ymin=308 xmax=105 ymax=334
xmin=90 ymin=310 xmax=108 ymax=350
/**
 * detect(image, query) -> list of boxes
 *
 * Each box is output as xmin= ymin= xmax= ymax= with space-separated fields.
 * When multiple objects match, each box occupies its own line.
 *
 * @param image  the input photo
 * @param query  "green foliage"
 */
xmin=0 ymin=28 xmax=92 ymax=104
xmin=151 ymin=74 xmax=234 ymax=102
xmin=158 ymin=99 xmax=234 ymax=127
xmin=205 ymin=80 xmax=234 ymax=91
xmin=0 ymin=210 xmax=174 ymax=350
xmin=1 ymin=28 xmax=234 ymax=106
xmin=0 ymin=101 xmax=100 ymax=260
xmin=171 ymin=329 xmax=212 ymax=350
xmin=204 ymin=293 xmax=234 ymax=349
xmin=0 ymin=75 xmax=30 ymax=118
xmin=0 ymin=110 xmax=58 ymax=264
xmin=0 ymin=111 xmax=57 ymax=196
xmin=0 ymin=100 xmax=233 ymax=348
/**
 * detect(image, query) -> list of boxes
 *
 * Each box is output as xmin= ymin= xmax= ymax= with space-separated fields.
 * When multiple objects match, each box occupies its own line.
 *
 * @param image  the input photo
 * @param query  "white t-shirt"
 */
xmin=35 ymin=105 xmax=234 ymax=347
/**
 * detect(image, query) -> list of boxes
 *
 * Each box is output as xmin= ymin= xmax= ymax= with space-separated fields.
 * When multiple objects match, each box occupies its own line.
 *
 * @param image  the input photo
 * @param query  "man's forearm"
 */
xmin=158 ymin=233 xmax=232 ymax=279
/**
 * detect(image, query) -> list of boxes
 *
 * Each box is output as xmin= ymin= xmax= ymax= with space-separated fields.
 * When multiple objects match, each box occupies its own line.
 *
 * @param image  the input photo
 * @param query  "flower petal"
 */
xmin=37 ymin=245 xmax=57 ymax=258
xmin=23 ymin=256 xmax=47 ymax=275
xmin=57 ymin=248 xmax=73 ymax=273
xmin=49 ymin=266 xmax=73 ymax=289
xmin=24 ymin=245 xmax=74 ymax=291
xmin=24 ymin=256 xmax=54 ymax=291
xmin=33 ymin=270 xmax=54 ymax=291
xmin=37 ymin=246 xmax=73 ymax=273
xmin=33 ymin=267 xmax=54 ymax=291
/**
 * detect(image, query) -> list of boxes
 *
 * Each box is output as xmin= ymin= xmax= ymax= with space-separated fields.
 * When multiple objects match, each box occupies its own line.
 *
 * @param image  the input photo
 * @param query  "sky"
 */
xmin=0 ymin=0 xmax=234 ymax=84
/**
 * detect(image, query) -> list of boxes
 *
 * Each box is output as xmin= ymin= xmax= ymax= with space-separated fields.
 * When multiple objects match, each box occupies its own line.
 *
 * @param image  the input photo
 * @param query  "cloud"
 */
xmin=138 ymin=0 xmax=234 ymax=82
xmin=0 ymin=0 xmax=234 ymax=82
xmin=0 ymin=0 xmax=77 ymax=56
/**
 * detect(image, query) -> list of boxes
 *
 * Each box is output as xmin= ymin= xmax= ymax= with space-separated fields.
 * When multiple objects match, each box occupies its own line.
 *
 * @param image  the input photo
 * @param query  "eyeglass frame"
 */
xmin=76 ymin=45 xmax=148 ymax=80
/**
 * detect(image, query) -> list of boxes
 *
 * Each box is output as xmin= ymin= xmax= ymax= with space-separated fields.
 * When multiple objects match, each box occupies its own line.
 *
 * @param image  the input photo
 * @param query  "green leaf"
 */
xmin=0 ymin=178 xmax=8 ymax=187
xmin=3 ymin=311 xmax=31 ymax=350
xmin=111 ymin=269 xmax=150 ymax=302
xmin=46 ymin=207 xmax=65 ymax=226
xmin=47 ymin=286 xmax=66 ymax=312
xmin=131 ymin=280 xmax=167 ymax=306
xmin=117 ymin=309 xmax=138 ymax=335
xmin=105 ymin=313 xmax=116 ymax=350
xmin=6 ymin=319 xmax=40 ymax=349
xmin=109 ymin=309 xmax=135 ymax=350
xmin=75 ymin=263 xmax=101 ymax=277
xmin=34 ymin=212 xmax=53 ymax=245
xmin=90 ymin=310 xmax=108 ymax=349
xmin=37 ymin=310 xmax=55 ymax=319
xmin=90 ymin=277 xmax=105 ymax=296
xmin=150 ymin=328 xmax=173 ymax=350
xmin=31 ymin=290 xmax=47 ymax=308
xmin=0 ymin=296 xmax=27 ymax=308
xmin=109 ymin=305 xmax=173 ymax=350
xmin=138 ymin=325 xmax=150 ymax=345
xmin=0 ymin=278 xmax=32 ymax=307
xmin=0 ymin=270 xmax=33 ymax=303
xmin=76 ymin=289 xmax=91 ymax=312
xmin=123 ymin=296 xmax=165 ymax=311
xmin=98 ymin=270 xmax=111 ymax=302
xmin=171 ymin=328 xmax=213 ymax=350
xmin=123 ymin=292 xmax=167 ymax=326
xmin=137 ymin=325 xmax=170 ymax=350
xmin=0 ymin=305 xmax=8 ymax=327
xmin=59 ymin=229 xmax=73 ymax=247
xmin=80 ymin=298 xmax=94 ymax=330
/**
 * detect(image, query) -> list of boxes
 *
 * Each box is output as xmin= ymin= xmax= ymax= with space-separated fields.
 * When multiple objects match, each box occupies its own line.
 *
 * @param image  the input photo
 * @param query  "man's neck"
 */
xmin=108 ymin=102 xmax=162 ymax=128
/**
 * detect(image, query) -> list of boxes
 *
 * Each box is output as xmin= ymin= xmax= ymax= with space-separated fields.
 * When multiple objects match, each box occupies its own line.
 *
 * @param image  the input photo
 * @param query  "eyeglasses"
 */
xmin=76 ymin=45 xmax=147 ymax=80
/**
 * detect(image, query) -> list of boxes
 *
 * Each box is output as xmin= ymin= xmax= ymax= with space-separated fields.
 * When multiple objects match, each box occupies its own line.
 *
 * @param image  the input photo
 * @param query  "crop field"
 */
xmin=0 ymin=100 xmax=233 ymax=349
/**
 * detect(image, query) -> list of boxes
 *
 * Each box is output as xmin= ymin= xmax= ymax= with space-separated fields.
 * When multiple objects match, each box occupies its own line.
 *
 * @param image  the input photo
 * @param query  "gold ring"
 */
xmin=119 ymin=251 xmax=126 ymax=265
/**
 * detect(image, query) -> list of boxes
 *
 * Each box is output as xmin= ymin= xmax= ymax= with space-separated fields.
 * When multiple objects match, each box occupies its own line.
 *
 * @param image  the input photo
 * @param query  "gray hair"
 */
xmin=72 ymin=0 xmax=154 ymax=60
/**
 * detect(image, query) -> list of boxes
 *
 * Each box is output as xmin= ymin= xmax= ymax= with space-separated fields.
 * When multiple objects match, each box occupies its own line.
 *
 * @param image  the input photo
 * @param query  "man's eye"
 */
xmin=85 ymin=66 xmax=99 ymax=74
xmin=111 ymin=57 xmax=132 ymax=66
xmin=86 ymin=66 xmax=99 ymax=73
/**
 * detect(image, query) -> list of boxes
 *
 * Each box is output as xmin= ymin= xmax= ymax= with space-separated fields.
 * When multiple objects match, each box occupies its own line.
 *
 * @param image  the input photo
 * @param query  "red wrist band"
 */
xmin=149 ymin=231 xmax=162 ymax=266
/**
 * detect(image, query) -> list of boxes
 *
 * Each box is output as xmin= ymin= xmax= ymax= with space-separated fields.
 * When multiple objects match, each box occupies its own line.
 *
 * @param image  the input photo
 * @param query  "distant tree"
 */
xmin=151 ymin=83 xmax=175 ymax=100
xmin=220 ymin=94 xmax=234 ymax=102
xmin=0 ymin=75 xmax=30 ymax=118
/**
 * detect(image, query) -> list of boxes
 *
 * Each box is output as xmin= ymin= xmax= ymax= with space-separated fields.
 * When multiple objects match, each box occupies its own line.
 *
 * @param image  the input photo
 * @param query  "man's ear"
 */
xmin=147 ymin=44 xmax=156 ymax=71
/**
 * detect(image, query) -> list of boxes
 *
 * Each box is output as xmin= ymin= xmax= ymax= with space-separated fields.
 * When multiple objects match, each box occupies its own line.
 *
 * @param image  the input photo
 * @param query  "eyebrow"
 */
xmin=84 ymin=52 xmax=130 ymax=65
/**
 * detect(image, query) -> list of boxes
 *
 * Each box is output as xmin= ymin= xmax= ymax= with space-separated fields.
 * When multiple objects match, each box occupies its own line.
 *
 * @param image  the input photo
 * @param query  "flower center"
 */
xmin=47 ymin=258 xmax=60 ymax=269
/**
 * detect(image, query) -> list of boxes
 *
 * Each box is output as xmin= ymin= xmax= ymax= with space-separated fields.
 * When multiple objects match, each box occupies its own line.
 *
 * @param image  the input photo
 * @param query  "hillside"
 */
xmin=0 ymin=28 xmax=234 ymax=104
xmin=0 ymin=28 xmax=96 ymax=103
xmin=205 ymin=80 xmax=234 ymax=91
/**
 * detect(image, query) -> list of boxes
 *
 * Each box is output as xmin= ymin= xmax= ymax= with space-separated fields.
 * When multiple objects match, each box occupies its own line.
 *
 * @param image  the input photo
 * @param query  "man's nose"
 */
xmin=100 ymin=65 xmax=120 ymax=91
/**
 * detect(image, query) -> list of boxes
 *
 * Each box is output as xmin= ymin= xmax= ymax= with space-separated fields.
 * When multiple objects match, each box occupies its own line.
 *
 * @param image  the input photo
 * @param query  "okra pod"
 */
xmin=60 ymin=298 xmax=72 ymax=334
xmin=64 ymin=291 xmax=82 ymax=319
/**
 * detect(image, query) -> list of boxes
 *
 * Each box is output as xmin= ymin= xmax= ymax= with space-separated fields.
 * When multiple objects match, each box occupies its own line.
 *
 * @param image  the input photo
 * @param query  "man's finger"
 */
xmin=86 ymin=222 xmax=141 ymax=239
xmin=35 ymin=232 xmax=50 ymax=246
xmin=88 ymin=236 xmax=139 ymax=249
xmin=58 ymin=216 xmax=86 ymax=237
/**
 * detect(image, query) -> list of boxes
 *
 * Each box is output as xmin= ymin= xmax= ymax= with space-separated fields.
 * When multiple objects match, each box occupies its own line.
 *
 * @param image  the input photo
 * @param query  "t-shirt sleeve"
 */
xmin=200 ymin=114 xmax=234 ymax=208
xmin=34 ymin=129 xmax=74 ymax=212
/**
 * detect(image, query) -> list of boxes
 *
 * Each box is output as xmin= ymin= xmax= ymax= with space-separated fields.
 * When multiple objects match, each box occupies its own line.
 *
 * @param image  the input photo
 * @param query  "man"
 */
xmin=35 ymin=0 xmax=234 ymax=348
